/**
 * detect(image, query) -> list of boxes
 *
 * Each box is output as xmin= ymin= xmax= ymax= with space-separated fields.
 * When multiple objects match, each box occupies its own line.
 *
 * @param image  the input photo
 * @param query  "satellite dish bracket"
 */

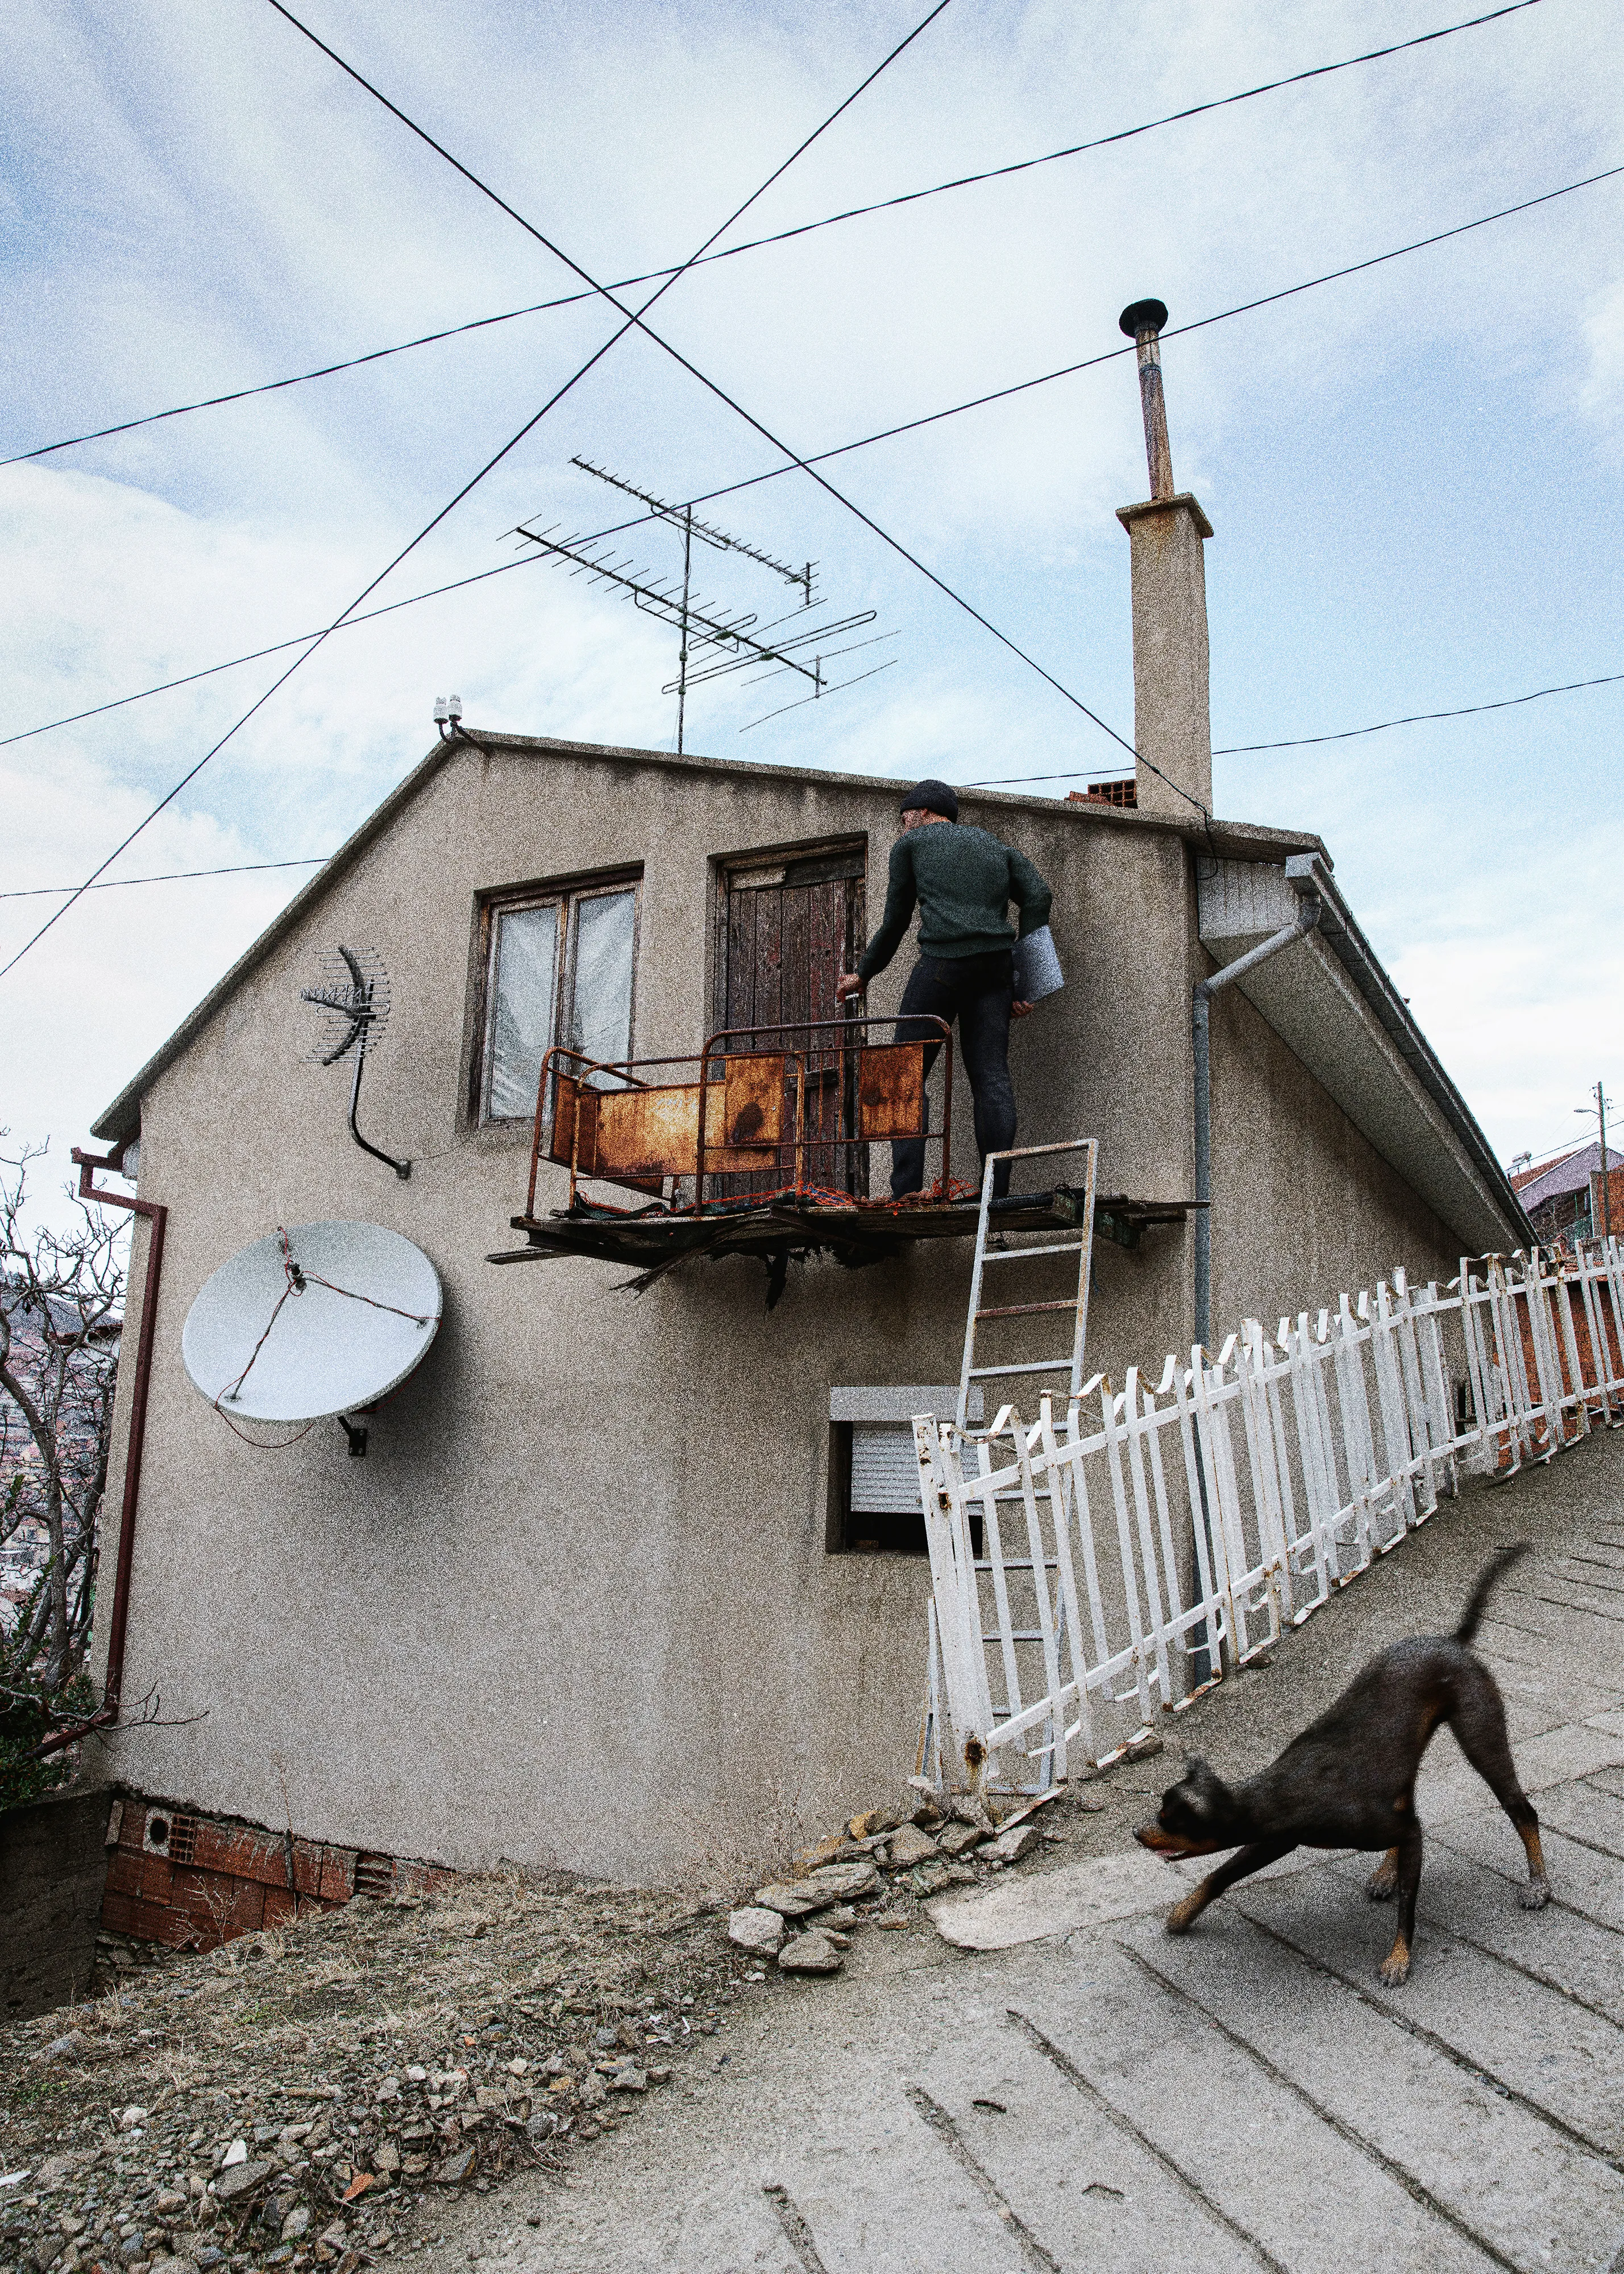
xmin=338 ymin=1415 xmax=368 ymax=1458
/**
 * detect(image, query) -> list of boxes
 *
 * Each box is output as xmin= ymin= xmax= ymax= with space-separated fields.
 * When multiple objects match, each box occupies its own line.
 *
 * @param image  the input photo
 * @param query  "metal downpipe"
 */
xmin=1192 ymin=893 xmax=1322 ymax=1350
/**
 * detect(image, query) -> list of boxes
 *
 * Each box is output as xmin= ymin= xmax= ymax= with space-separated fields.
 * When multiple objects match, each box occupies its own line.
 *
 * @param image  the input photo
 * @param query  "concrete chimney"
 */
xmin=1115 ymin=299 xmax=1213 ymax=821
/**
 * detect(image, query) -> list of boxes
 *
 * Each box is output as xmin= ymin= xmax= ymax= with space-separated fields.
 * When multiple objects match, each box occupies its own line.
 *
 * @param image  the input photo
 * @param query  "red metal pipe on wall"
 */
xmin=34 ymin=1142 xmax=167 ymax=1753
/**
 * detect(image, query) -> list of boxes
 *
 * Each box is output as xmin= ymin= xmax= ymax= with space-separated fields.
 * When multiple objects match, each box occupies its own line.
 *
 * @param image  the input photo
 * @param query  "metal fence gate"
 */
xmin=913 ymin=1239 xmax=1624 ymax=1791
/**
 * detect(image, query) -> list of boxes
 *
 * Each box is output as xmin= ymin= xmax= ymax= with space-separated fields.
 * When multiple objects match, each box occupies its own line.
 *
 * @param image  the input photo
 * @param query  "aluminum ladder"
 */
xmin=956 ymin=1138 xmax=1099 ymax=1431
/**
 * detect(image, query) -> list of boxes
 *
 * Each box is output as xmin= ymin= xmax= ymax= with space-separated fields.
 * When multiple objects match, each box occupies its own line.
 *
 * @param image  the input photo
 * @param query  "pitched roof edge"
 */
xmin=90 ymin=726 xmax=1327 ymax=1141
xmin=90 ymin=735 xmax=460 ymax=1140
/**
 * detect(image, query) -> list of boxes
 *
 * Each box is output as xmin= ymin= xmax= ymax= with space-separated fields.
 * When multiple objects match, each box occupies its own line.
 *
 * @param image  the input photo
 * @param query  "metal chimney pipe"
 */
xmin=1120 ymin=297 xmax=1174 ymax=501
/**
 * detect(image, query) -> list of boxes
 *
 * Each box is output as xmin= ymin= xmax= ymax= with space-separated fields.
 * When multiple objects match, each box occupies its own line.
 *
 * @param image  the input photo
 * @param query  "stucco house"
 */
xmin=78 ymin=318 xmax=1531 ymax=1931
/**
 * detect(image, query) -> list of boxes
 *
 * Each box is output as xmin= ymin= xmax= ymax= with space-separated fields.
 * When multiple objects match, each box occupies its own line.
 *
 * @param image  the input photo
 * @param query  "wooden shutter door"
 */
xmin=717 ymin=846 xmax=866 ymax=1196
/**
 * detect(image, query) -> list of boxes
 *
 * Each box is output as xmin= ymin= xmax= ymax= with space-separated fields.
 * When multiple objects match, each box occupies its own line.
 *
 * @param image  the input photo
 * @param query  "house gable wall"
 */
xmin=90 ymin=736 xmax=1475 ymax=1881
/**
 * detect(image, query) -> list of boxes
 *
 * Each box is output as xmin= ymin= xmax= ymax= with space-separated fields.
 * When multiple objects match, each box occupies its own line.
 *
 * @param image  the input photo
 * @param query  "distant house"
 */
xmin=1511 ymin=1140 xmax=1624 ymax=1247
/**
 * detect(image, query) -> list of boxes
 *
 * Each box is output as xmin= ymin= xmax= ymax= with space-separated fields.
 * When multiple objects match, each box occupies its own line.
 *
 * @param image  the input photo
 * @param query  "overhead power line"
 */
xmin=0 ymin=1 xmax=954 ymax=979
xmin=966 ymin=665 xmax=1624 ymax=786
xmin=13 ymin=642 xmax=1622 ymax=890
xmin=0 ymin=858 xmax=326 ymax=899
xmin=9 ymin=155 xmax=1621 ymax=761
xmin=1213 ymin=667 xmax=1624 ymax=752
xmin=3 ymin=0 xmax=1547 ymax=469
xmin=260 ymin=0 xmax=1164 ymax=799
xmin=0 ymin=554 xmax=553 ymax=750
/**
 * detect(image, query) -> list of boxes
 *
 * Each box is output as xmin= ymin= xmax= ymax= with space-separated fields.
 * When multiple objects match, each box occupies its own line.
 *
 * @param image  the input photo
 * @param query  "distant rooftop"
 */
xmin=1510 ymin=1139 xmax=1623 ymax=1210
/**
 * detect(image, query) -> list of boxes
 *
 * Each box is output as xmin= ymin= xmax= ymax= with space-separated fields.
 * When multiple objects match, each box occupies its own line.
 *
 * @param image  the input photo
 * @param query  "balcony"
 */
xmin=489 ymin=1015 xmax=1196 ymax=1297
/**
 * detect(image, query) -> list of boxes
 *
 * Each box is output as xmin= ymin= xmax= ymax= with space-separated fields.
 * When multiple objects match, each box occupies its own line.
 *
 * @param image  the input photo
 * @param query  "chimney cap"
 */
xmin=1119 ymin=297 xmax=1169 ymax=339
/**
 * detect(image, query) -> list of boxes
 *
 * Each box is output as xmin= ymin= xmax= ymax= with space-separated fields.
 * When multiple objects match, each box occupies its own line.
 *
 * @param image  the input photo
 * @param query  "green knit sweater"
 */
xmin=856 ymin=823 xmax=1052 ymax=981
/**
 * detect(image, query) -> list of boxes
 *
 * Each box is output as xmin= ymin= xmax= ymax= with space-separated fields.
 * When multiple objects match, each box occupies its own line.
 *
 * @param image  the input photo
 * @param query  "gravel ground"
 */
xmin=0 ymin=1778 xmax=1111 ymax=2274
xmin=0 ymin=1868 xmax=751 ymax=2274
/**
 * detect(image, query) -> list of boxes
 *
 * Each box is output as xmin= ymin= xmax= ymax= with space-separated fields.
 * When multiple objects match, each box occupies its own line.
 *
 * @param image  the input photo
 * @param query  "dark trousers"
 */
xmin=890 ymin=950 xmax=1018 ymax=1198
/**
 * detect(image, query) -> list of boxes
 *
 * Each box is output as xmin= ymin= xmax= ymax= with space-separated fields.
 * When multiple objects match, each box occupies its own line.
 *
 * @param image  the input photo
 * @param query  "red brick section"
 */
xmin=1488 ymin=1276 xmax=1624 ymax=1467
xmin=1591 ymin=1167 xmax=1624 ymax=1242
xmin=102 ymin=1793 xmax=456 ymax=1953
xmin=1068 ymin=781 xmax=1137 ymax=809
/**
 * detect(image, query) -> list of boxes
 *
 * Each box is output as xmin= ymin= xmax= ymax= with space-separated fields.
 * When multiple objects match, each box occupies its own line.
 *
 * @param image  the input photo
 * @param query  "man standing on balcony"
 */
xmin=836 ymin=781 xmax=1051 ymax=1200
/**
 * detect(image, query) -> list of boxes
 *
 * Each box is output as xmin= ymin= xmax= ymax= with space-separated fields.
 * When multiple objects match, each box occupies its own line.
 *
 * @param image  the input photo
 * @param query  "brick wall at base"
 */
xmin=101 ymin=1791 xmax=456 ymax=1953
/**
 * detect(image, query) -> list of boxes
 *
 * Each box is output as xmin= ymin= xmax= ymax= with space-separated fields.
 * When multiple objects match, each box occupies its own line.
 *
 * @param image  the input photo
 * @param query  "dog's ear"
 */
xmin=1178 ymin=1757 xmax=1232 ymax=1819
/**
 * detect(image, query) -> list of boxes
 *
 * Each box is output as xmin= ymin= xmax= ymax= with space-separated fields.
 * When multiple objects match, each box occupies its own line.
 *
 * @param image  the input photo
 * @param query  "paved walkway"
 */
xmin=494 ymin=1430 xmax=1624 ymax=2274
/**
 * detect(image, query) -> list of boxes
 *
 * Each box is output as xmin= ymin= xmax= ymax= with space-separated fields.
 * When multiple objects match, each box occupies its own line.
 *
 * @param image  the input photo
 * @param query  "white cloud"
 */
xmin=5 ymin=0 xmax=1624 ymax=1230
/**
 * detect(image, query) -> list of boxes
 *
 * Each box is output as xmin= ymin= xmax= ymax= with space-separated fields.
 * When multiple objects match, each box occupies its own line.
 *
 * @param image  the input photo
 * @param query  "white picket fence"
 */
xmin=912 ymin=1240 xmax=1624 ymax=1791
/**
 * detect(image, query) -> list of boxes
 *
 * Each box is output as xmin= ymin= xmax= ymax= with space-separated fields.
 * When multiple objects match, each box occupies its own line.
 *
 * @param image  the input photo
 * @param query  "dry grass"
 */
xmin=1 ymin=1869 xmax=749 ymax=2274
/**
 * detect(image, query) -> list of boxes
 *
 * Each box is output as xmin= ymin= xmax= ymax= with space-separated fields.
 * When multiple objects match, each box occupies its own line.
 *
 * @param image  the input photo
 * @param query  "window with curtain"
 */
xmin=478 ymin=877 xmax=639 ymax=1125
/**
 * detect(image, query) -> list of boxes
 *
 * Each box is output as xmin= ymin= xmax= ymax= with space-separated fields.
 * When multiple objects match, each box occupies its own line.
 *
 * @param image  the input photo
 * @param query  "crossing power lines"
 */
xmin=3 ymin=0 xmax=1548 ymax=470
xmin=0 ymin=0 xmax=959 ymax=978
xmin=5 ymin=159 xmax=1621 ymax=765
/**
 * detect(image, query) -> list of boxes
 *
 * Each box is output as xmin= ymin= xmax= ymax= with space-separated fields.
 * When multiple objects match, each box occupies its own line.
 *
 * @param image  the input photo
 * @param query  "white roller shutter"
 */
xmin=849 ymin=1425 xmax=920 ymax=1516
xmin=833 ymin=1385 xmax=985 ymax=1519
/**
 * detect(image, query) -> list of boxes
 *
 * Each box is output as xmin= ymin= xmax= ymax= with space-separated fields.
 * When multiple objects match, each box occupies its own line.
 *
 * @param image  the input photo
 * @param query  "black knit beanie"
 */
xmin=900 ymin=778 xmax=959 ymax=821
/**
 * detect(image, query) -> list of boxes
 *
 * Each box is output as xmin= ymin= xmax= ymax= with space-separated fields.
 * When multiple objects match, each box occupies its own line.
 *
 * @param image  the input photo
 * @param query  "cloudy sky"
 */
xmin=3 ymin=0 xmax=1622 ymax=1228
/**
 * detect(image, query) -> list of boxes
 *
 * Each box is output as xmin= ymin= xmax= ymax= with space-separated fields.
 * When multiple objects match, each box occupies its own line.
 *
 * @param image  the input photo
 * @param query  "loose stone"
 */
xmin=776 ymin=1932 xmax=844 ymax=1976
xmin=726 ymin=1908 xmax=786 ymax=1955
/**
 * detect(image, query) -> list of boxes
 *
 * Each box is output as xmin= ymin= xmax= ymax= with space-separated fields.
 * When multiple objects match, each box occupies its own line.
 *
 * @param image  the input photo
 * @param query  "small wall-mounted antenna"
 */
xmin=301 ymin=946 xmax=411 ymax=1180
xmin=516 ymin=460 xmax=896 ymax=750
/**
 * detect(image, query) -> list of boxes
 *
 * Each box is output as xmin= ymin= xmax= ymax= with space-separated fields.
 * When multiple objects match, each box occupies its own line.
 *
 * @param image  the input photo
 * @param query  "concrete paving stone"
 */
xmin=1513 ymin=1577 xmax=1624 ymax=1626
xmin=1492 ymin=1588 xmax=1624 ymax=1655
xmin=1588 ymin=1708 xmax=1624 ymax=1737
xmin=1119 ymin=1900 xmax=1624 ymax=2274
xmin=1326 ymin=1844 xmax=1624 ymax=2028
xmin=1552 ymin=1555 xmax=1624 ymax=1595
xmin=1535 ymin=1779 xmax=1624 ymax=1860
xmin=496 ymin=2173 xmax=806 ymax=2274
xmin=1437 ymin=1816 xmax=1624 ymax=1935
xmin=907 ymin=2015 xmax=1268 ymax=2274
xmin=927 ymin=1849 xmax=1180 ymax=1950
xmin=1475 ymin=1613 xmax=1604 ymax=1683
xmin=1011 ymin=1936 xmax=1498 ymax=2274
xmin=1418 ymin=1721 xmax=1624 ymax=1829
xmin=1588 ymin=1763 xmax=1624 ymax=1802
xmin=1473 ymin=1651 xmax=1623 ymax=1724
xmin=752 ymin=2110 xmax=1039 ymax=2274
xmin=1236 ymin=1862 xmax=1624 ymax=2160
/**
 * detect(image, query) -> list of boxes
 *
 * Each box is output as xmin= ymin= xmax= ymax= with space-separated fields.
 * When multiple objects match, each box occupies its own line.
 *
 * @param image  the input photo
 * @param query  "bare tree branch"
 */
xmin=1 ymin=1131 xmax=128 ymax=1735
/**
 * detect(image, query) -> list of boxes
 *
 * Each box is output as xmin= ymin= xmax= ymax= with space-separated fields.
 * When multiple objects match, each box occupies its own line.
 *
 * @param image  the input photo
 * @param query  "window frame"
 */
xmin=471 ymin=867 xmax=643 ymax=1130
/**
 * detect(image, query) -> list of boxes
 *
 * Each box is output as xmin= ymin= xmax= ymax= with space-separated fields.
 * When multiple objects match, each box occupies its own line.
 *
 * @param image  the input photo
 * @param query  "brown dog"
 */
xmin=1135 ymin=1543 xmax=1549 ymax=1983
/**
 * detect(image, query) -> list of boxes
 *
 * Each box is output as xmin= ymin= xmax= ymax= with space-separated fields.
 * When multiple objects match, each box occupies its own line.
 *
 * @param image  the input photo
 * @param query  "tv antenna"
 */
xmin=301 ymin=945 xmax=411 ymax=1181
xmin=515 ymin=459 xmax=898 ymax=749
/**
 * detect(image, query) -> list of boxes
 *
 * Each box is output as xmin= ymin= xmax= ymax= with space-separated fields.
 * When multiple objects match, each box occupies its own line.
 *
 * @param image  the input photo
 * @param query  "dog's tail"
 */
xmin=1455 ymin=1542 xmax=1531 ymax=1645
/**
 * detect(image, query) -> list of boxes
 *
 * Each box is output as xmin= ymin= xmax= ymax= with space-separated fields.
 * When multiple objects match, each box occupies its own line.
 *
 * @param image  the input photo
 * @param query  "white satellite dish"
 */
xmin=182 ymin=1221 xmax=442 ymax=1450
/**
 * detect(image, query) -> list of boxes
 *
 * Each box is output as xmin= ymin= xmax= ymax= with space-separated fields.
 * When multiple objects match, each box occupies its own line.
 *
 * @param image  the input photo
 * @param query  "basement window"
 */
xmin=827 ymin=1386 xmax=983 ymax=1555
xmin=476 ymin=873 xmax=641 ymax=1125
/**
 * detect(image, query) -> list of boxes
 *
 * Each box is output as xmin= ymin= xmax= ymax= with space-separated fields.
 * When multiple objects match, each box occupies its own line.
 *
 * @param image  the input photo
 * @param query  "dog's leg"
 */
xmin=1165 ymin=1840 xmax=1294 ymax=1936
xmin=1367 ymin=1845 xmax=1399 ymax=1901
xmin=1451 ymin=1663 xmax=1551 ymax=1910
xmin=1378 ymin=1824 xmax=1424 ymax=1985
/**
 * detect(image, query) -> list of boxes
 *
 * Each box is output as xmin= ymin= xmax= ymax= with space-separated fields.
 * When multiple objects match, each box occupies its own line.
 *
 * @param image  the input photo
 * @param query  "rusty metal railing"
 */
xmin=522 ymin=1014 xmax=953 ymax=1218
